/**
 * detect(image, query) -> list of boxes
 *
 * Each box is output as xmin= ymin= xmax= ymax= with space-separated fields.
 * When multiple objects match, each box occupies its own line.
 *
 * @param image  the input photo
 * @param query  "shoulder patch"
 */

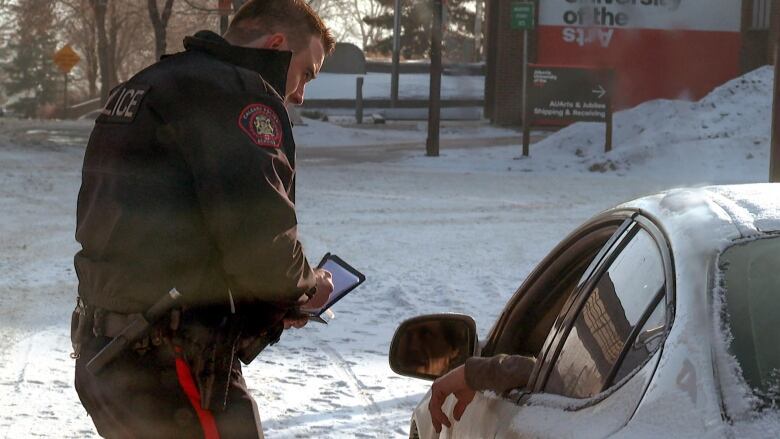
xmin=238 ymin=103 xmax=283 ymax=149
xmin=97 ymin=83 xmax=150 ymax=124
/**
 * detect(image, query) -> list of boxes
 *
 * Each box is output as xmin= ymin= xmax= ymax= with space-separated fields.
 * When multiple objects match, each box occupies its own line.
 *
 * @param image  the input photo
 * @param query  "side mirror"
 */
xmin=389 ymin=314 xmax=478 ymax=381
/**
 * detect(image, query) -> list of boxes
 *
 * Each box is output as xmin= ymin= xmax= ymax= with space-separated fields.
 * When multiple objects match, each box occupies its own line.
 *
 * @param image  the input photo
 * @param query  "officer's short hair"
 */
xmin=226 ymin=0 xmax=335 ymax=55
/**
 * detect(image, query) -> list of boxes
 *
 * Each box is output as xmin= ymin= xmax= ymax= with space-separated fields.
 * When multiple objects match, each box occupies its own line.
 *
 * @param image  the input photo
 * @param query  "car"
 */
xmin=388 ymin=183 xmax=780 ymax=438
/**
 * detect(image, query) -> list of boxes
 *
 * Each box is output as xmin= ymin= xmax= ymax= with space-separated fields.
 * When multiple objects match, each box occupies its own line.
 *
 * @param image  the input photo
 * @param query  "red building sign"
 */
xmin=537 ymin=0 xmax=742 ymax=109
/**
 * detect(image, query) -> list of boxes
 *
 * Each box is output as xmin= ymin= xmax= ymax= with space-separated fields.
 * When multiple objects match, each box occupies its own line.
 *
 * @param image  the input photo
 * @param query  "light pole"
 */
xmin=391 ymin=0 xmax=402 ymax=107
xmin=426 ymin=0 xmax=443 ymax=157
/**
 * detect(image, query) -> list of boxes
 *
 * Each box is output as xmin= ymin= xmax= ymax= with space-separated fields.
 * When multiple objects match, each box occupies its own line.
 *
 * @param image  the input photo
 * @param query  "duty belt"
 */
xmin=85 ymin=289 xmax=184 ymax=374
xmin=92 ymin=308 xmax=181 ymax=351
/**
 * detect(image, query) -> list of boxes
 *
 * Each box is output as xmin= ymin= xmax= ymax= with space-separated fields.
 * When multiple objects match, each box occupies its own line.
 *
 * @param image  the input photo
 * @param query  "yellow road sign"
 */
xmin=53 ymin=45 xmax=81 ymax=74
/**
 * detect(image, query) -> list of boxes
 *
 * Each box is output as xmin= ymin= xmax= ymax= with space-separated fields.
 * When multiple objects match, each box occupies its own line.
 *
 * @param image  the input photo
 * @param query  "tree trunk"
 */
xmin=147 ymin=0 xmax=175 ymax=61
xmin=90 ymin=0 xmax=111 ymax=104
xmin=86 ymin=14 xmax=99 ymax=98
xmin=87 ymin=40 xmax=99 ymax=97
xmin=107 ymin=0 xmax=119 ymax=87
xmin=354 ymin=0 xmax=368 ymax=49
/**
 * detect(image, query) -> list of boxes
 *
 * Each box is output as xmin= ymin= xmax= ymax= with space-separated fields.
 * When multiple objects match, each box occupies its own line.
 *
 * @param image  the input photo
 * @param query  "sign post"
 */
xmin=53 ymin=45 xmax=81 ymax=118
xmin=511 ymin=1 xmax=535 ymax=156
xmin=525 ymin=65 xmax=614 ymax=155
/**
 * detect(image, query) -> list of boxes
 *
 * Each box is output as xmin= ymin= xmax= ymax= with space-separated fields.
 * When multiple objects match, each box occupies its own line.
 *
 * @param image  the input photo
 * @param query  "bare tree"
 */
xmin=72 ymin=0 xmax=151 ymax=103
xmin=310 ymin=0 xmax=388 ymax=49
xmin=147 ymin=0 xmax=175 ymax=60
xmin=87 ymin=0 xmax=113 ymax=103
xmin=0 ymin=0 xmax=16 ymax=37
xmin=59 ymin=0 xmax=100 ymax=97
xmin=350 ymin=0 xmax=386 ymax=49
xmin=110 ymin=2 xmax=155 ymax=81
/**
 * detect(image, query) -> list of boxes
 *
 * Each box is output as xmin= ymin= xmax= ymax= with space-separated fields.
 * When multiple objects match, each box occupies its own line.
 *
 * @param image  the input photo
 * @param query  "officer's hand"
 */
xmin=301 ymin=269 xmax=333 ymax=311
xmin=428 ymin=365 xmax=476 ymax=433
xmin=284 ymin=269 xmax=333 ymax=330
xmin=283 ymin=315 xmax=308 ymax=329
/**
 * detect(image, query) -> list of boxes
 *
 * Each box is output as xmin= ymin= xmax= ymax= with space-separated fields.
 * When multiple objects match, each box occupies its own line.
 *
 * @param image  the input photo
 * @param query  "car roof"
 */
xmin=616 ymin=183 xmax=780 ymax=255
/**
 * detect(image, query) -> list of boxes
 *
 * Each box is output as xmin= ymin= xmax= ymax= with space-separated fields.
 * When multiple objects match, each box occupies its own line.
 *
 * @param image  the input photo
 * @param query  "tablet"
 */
xmin=303 ymin=253 xmax=366 ymax=323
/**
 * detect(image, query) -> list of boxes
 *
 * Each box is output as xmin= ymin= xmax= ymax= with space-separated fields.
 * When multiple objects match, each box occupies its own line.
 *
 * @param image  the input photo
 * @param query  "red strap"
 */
xmin=174 ymin=346 xmax=221 ymax=439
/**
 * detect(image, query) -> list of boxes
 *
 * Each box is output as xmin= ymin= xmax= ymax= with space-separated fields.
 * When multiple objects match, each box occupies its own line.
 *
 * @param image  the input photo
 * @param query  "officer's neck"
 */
xmin=184 ymin=30 xmax=291 ymax=98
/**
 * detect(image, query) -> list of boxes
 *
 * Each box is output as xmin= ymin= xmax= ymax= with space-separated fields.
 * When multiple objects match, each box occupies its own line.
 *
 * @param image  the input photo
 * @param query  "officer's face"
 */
xmin=284 ymin=35 xmax=325 ymax=105
xmin=251 ymin=32 xmax=325 ymax=105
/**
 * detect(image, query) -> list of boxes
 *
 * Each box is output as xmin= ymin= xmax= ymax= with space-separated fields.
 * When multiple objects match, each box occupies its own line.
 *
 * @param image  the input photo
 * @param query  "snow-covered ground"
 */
xmin=0 ymin=66 xmax=774 ymax=438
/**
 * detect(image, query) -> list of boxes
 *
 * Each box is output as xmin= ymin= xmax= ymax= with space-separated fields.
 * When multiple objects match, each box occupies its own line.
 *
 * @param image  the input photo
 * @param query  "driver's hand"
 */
xmin=428 ymin=365 xmax=476 ymax=433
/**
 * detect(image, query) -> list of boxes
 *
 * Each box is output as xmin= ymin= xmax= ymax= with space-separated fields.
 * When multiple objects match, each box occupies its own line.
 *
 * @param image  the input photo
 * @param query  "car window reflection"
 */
xmin=545 ymin=229 xmax=666 ymax=398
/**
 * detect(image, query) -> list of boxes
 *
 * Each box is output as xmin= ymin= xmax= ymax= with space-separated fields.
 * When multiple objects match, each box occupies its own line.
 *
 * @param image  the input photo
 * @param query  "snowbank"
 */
xmin=531 ymin=66 xmax=773 ymax=175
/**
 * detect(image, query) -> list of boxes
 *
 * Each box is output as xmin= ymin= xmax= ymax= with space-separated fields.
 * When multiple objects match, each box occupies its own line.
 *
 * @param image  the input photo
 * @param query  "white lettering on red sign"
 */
xmin=541 ymin=0 xmax=741 ymax=32
xmin=562 ymin=28 xmax=615 ymax=47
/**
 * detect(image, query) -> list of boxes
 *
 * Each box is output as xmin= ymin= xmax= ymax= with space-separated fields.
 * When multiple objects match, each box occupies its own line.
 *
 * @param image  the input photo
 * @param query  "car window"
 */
xmin=720 ymin=236 xmax=780 ymax=406
xmin=487 ymin=224 xmax=622 ymax=359
xmin=515 ymin=253 xmax=594 ymax=356
xmin=544 ymin=228 xmax=666 ymax=399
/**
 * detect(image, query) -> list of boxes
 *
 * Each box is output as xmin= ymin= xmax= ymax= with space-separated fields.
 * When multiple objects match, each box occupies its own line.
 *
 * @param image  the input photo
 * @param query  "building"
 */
xmin=484 ymin=0 xmax=775 ymax=126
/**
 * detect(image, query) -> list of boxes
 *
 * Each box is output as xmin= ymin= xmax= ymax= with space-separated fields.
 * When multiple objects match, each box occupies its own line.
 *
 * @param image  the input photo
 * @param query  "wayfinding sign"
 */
xmin=528 ymin=65 xmax=613 ymax=125
xmin=511 ymin=2 xmax=535 ymax=30
xmin=523 ymin=65 xmax=615 ymax=153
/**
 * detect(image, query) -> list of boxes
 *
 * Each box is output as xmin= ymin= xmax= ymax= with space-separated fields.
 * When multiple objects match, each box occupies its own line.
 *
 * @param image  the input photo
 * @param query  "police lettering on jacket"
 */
xmin=98 ymin=84 xmax=150 ymax=124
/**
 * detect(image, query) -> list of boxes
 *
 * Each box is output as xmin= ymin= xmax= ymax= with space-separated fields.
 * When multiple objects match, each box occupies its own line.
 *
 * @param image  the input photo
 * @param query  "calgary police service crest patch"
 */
xmin=238 ymin=103 xmax=283 ymax=148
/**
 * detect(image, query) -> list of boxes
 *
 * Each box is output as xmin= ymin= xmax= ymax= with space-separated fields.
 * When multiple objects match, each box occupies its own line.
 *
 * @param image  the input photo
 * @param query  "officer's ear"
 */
xmin=262 ymin=33 xmax=288 ymax=50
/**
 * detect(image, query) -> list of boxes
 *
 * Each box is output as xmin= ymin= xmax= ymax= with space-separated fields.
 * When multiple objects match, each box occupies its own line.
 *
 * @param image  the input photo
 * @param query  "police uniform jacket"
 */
xmin=75 ymin=31 xmax=316 ymax=315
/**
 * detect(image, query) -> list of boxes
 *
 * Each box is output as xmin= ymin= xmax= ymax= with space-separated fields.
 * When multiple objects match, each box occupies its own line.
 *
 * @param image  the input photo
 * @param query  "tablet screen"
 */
xmin=306 ymin=254 xmax=365 ymax=316
xmin=320 ymin=259 xmax=361 ymax=308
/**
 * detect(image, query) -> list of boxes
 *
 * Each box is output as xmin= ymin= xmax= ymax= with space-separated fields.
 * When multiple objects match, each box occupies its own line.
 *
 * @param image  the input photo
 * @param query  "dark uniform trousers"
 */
xmin=75 ymin=335 xmax=264 ymax=439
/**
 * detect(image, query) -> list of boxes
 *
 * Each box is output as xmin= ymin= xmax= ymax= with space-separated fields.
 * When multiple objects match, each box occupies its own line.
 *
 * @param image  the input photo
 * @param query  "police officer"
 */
xmin=71 ymin=1 xmax=336 ymax=437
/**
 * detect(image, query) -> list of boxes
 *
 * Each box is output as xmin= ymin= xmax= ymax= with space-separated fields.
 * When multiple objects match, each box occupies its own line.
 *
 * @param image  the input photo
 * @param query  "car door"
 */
xmin=426 ymin=212 xmax=629 ymax=438
xmin=442 ymin=215 xmax=674 ymax=439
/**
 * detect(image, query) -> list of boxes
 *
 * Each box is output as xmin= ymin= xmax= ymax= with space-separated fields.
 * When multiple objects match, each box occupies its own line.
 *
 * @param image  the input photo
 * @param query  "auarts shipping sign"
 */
xmin=537 ymin=0 xmax=742 ymax=108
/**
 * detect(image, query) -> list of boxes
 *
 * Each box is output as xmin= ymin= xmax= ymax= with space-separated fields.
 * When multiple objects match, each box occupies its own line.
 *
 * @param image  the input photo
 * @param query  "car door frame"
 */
xmin=524 ymin=210 xmax=677 ymax=411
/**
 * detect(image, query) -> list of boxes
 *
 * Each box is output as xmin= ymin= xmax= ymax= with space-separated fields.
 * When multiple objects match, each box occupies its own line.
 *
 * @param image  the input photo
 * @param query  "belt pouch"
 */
xmin=70 ymin=298 xmax=94 ymax=359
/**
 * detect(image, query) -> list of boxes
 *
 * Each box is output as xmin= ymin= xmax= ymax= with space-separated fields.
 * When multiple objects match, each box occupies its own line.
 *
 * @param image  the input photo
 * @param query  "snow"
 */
xmin=305 ymin=72 xmax=485 ymax=100
xmin=0 ymin=64 xmax=778 ymax=438
xmin=293 ymin=118 xmax=520 ymax=148
xmin=507 ymin=66 xmax=773 ymax=177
